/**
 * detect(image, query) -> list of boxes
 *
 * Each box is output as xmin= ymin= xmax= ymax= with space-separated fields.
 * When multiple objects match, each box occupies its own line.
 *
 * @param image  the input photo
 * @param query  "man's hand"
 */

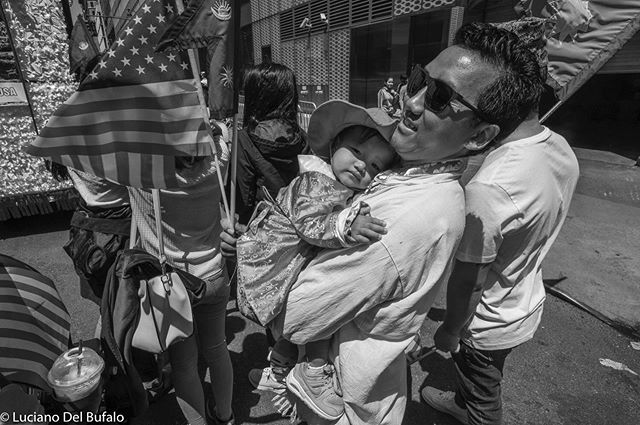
xmin=220 ymin=215 xmax=247 ymax=258
xmin=348 ymin=203 xmax=387 ymax=244
xmin=433 ymin=323 xmax=461 ymax=353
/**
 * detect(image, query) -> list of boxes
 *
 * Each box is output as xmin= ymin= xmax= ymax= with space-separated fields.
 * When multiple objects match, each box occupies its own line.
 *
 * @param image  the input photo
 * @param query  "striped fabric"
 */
xmin=26 ymin=0 xmax=213 ymax=189
xmin=0 ymin=255 xmax=70 ymax=391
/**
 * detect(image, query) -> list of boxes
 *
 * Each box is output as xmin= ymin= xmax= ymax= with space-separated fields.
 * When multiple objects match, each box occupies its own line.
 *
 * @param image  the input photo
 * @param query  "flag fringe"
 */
xmin=0 ymin=189 xmax=79 ymax=221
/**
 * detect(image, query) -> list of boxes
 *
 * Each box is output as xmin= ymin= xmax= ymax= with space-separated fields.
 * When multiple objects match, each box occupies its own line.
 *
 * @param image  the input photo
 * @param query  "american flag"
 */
xmin=26 ymin=0 xmax=214 ymax=188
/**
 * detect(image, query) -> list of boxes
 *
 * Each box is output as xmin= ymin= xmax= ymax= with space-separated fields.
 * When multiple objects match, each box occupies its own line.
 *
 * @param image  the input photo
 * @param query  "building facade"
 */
xmin=243 ymin=0 xmax=640 ymax=159
xmin=244 ymin=0 xmax=472 ymax=107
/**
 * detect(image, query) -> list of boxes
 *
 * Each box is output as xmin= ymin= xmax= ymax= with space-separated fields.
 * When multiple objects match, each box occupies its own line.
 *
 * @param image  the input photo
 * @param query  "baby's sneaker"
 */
xmin=248 ymin=366 xmax=287 ymax=394
xmin=285 ymin=362 xmax=344 ymax=421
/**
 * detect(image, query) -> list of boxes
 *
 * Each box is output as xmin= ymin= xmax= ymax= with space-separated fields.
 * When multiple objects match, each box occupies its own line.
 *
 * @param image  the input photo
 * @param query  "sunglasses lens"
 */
xmin=406 ymin=67 xmax=458 ymax=114
xmin=428 ymin=81 xmax=454 ymax=112
xmin=406 ymin=68 xmax=425 ymax=98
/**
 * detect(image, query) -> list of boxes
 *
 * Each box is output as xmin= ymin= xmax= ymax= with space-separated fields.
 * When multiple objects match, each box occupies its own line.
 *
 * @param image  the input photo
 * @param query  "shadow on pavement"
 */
xmin=409 ymin=351 xmax=461 ymax=425
xmin=0 ymin=211 xmax=73 ymax=239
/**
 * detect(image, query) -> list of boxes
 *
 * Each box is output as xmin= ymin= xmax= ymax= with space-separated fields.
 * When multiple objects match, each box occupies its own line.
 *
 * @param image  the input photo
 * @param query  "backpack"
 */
xmin=63 ymin=204 xmax=131 ymax=300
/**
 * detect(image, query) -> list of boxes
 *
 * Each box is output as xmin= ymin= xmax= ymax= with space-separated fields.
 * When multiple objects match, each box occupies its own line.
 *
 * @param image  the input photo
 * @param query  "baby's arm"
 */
xmin=293 ymin=201 xmax=387 ymax=248
xmin=288 ymin=173 xmax=387 ymax=248
xmin=346 ymin=202 xmax=387 ymax=244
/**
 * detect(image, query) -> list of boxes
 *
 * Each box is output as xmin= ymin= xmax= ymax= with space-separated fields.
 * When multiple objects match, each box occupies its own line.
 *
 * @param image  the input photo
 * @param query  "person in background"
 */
xmin=221 ymin=20 xmax=512 ymax=417
xmin=377 ymin=76 xmax=398 ymax=118
xmin=231 ymin=62 xmax=309 ymax=225
xmin=46 ymin=162 xmax=131 ymax=305
xmin=397 ymin=74 xmax=408 ymax=114
xmin=128 ymin=124 xmax=234 ymax=425
xmin=237 ymin=101 xmax=398 ymax=421
xmin=423 ymin=21 xmax=580 ymax=425
xmin=225 ymin=62 xmax=309 ymax=393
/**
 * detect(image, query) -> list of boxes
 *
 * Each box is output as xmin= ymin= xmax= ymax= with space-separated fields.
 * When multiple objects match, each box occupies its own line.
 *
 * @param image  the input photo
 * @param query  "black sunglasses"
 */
xmin=406 ymin=65 xmax=492 ymax=123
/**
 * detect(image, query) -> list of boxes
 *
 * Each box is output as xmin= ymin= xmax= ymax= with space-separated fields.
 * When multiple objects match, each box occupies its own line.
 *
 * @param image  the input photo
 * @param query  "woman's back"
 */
xmin=129 ymin=141 xmax=229 ymax=280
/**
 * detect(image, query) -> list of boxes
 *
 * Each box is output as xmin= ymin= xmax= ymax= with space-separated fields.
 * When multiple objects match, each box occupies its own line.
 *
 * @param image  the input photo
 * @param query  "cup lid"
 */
xmin=47 ymin=346 xmax=104 ymax=388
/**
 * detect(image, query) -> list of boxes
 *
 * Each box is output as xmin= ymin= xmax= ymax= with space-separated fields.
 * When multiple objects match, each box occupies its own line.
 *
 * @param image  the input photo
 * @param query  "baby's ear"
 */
xmin=465 ymin=123 xmax=500 ymax=152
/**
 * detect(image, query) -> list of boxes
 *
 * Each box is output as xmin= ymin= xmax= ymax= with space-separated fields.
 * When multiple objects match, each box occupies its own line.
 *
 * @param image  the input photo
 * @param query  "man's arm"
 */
xmin=434 ymin=260 xmax=491 ymax=352
xmin=274 ymin=240 xmax=400 ymax=344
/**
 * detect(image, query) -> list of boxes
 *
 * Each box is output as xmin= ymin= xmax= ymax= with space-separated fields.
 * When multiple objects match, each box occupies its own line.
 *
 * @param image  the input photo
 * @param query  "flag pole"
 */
xmin=174 ymin=0 xmax=231 ymax=222
xmin=540 ymin=99 xmax=563 ymax=124
xmin=229 ymin=0 xmax=242 ymax=231
xmin=229 ymin=112 xmax=238 ymax=229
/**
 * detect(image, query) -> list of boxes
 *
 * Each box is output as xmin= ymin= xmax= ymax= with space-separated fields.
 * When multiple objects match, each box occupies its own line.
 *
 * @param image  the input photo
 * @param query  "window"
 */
xmin=261 ymin=45 xmax=272 ymax=64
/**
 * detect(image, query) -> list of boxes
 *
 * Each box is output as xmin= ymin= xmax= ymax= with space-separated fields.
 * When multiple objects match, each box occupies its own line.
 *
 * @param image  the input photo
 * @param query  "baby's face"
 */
xmin=331 ymin=134 xmax=396 ymax=190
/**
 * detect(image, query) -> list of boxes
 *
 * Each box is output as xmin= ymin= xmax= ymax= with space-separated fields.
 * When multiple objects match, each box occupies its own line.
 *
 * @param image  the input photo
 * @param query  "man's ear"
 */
xmin=464 ymin=123 xmax=500 ymax=152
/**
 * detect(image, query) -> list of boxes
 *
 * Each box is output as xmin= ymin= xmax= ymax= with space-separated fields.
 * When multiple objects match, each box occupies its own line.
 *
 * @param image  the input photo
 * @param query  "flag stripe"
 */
xmin=78 ymin=155 xmax=97 ymax=177
xmin=131 ymin=153 xmax=144 ymax=188
xmin=141 ymin=154 xmax=153 ymax=188
xmin=46 ymin=105 xmax=204 ymax=128
xmin=41 ymin=118 xmax=206 ymax=138
xmin=54 ymin=92 xmax=200 ymax=117
xmin=89 ymin=151 xmax=106 ymax=177
xmin=0 ymin=307 xmax=69 ymax=344
xmin=0 ymin=359 xmax=51 ymax=389
xmin=0 ymin=318 xmax=69 ymax=354
xmin=1 ymin=269 xmax=66 ymax=303
xmin=0 ymin=349 xmax=56 ymax=372
xmin=113 ymin=152 xmax=129 ymax=187
xmin=1 ymin=271 xmax=69 ymax=312
xmin=73 ymin=79 xmax=198 ymax=104
xmin=1 ymin=339 xmax=60 ymax=366
xmin=68 ymin=154 xmax=84 ymax=172
xmin=29 ymin=138 xmax=208 ymax=157
xmin=0 ymin=294 xmax=71 ymax=331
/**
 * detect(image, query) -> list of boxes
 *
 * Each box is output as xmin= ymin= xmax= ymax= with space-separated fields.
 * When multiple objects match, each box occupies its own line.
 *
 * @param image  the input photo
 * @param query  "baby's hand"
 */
xmin=348 ymin=203 xmax=387 ymax=244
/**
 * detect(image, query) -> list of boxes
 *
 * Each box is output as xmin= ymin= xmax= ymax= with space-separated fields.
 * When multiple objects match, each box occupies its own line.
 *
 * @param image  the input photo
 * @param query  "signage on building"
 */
xmin=298 ymin=84 xmax=329 ymax=109
xmin=0 ymin=81 xmax=28 ymax=106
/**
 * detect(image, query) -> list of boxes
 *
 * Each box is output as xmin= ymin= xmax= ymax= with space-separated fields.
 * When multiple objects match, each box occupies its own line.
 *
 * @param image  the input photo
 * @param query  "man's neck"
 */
xmin=499 ymin=117 xmax=545 ymax=144
xmin=400 ymin=156 xmax=462 ymax=168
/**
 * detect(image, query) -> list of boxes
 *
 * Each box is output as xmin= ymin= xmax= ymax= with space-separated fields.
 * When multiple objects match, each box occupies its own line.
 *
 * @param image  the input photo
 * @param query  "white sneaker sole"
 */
xmin=286 ymin=371 xmax=343 ymax=421
xmin=249 ymin=371 xmax=286 ymax=394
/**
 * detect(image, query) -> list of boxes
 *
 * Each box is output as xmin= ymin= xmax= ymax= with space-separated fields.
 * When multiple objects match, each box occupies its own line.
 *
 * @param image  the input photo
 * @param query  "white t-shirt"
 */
xmin=68 ymin=169 xmax=130 ymax=208
xmin=128 ymin=135 xmax=230 ymax=280
xmin=456 ymin=127 xmax=579 ymax=350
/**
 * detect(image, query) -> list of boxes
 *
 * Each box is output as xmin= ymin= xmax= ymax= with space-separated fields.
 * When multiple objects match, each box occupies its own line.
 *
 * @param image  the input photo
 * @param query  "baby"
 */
xmin=236 ymin=100 xmax=398 ymax=420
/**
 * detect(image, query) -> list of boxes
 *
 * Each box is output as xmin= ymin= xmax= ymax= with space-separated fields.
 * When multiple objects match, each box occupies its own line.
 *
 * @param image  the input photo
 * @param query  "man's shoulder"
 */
xmin=372 ymin=179 xmax=465 ymax=234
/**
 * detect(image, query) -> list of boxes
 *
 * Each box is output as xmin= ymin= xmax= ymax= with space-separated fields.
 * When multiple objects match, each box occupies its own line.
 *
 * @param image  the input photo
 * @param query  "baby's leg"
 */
xmin=305 ymin=339 xmax=331 ymax=367
xmin=286 ymin=338 xmax=344 ymax=420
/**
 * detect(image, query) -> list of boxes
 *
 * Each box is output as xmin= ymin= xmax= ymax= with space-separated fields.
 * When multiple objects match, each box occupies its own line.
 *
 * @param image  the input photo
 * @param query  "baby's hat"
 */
xmin=307 ymin=100 xmax=398 ymax=160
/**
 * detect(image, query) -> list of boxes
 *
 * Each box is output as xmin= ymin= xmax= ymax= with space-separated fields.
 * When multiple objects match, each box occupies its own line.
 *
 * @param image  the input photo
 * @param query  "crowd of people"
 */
xmin=43 ymin=20 xmax=578 ymax=425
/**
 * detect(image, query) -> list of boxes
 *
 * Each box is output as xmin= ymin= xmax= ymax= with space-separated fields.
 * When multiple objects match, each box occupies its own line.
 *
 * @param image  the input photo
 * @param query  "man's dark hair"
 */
xmin=454 ymin=22 xmax=546 ymax=139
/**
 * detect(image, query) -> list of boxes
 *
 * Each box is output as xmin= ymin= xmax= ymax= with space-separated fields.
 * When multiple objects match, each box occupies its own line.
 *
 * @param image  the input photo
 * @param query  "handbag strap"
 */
xmin=151 ymin=189 xmax=167 ymax=273
xmin=129 ymin=217 xmax=138 ymax=249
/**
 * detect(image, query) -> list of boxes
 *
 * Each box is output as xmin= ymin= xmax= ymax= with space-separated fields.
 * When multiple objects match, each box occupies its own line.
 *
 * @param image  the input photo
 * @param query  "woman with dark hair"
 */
xmin=377 ymin=76 xmax=399 ymax=118
xmin=231 ymin=62 xmax=309 ymax=225
xmin=224 ymin=62 xmax=308 ymax=398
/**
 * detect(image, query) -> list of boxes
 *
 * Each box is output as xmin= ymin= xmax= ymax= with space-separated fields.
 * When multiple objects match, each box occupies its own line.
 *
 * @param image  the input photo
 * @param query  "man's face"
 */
xmin=391 ymin=46 xmax=498 ymax=163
